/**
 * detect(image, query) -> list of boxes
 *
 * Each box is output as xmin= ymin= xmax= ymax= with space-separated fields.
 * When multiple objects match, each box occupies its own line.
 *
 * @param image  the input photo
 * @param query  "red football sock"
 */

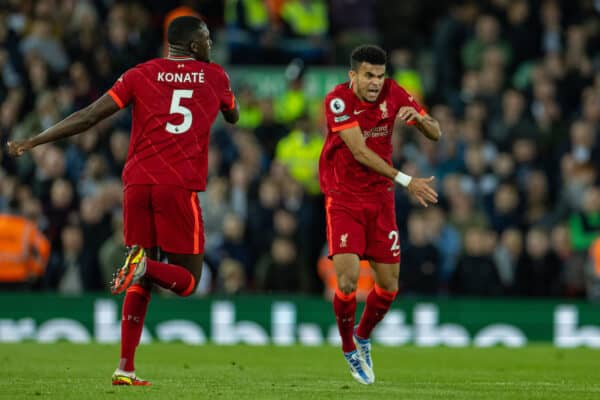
xmin=119 ymin=284 xmax=151 ymax=372
xmin=145 ymin=259 xmax=196 ymax=296
xmin=333 ymin=289 xmax=357 ymax=353
xmin=356 ymin=285 xmax=397 ymax=339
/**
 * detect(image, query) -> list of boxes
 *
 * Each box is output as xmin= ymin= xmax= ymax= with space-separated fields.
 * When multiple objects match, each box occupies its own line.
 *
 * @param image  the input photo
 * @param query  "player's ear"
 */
xmin=189 ymin=40 xmax=198 ymax=54
xmin=348 ymin=70 xmax=356 ymax=84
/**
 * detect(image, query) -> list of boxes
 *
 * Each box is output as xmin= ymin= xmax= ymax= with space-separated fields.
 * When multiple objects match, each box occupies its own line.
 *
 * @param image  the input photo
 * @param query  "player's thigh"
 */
xmin=369 ymin=260 xmax=399 ymax=292
xmin=152 ymin=185 xmax=204 ymax=255
xmin=325 ymin=196 xmax=367 ymax=260
xmin=364 ymin=193 xmax=401 ymax=264
xmin=123 ymin=185 xmax=156 ymax=249
xmin=333 ymin=253 xmax=361 ymax=288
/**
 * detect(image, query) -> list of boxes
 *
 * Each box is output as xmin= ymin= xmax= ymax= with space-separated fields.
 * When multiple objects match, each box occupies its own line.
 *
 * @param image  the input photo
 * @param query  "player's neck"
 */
xmin=166 ymin=45 xmax=196 ymax=61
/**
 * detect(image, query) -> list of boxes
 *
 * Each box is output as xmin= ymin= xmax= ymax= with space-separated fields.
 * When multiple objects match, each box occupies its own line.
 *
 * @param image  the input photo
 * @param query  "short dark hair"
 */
xmin=167 ymin=16 xmax=206 ymax=46
xmin=350 ymin=45 xmax=387 ymax=70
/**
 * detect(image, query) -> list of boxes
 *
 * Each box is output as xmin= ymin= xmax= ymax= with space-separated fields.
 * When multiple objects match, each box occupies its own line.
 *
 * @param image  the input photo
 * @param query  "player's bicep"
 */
xmin=338 ymin=125 xmax=366 ymax=157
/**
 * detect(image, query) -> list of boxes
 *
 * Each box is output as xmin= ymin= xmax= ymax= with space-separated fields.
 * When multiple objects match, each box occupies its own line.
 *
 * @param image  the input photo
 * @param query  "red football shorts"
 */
xmin=123 ymin=184 xmax=204 ymax=254
xmin=325 ymin=191 xmax=401 ymax=264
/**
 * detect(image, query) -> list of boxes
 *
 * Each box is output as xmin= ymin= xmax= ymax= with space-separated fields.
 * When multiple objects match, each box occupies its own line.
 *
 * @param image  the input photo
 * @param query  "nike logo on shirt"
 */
xmin=354 ymin=109 xmax=366 ymax=115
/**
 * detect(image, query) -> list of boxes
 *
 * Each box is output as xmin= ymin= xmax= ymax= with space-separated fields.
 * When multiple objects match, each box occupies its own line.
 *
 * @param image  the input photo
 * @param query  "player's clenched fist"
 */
xmin=407 ymin=176 xmax=438 ymax=207
xmin=6 ymin=139 xmax=32 ymax=157
xmin=398 ymin=106 xmax=423 ymax=124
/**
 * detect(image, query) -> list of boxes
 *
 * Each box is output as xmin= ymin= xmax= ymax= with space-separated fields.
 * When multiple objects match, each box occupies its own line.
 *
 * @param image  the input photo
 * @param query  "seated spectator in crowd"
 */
xmin=218 ymin=212 xmax=253 ymax=279
xmin=216 ymin=257 xmax=246 ymax=295
xmin=461 ymin=14 xmax=512 ymax=70
xmin=255 ymin=236 xmax=303 ymax=293
xmin=514 ymin=227 xmax=563 ymax=297
xmin=569 ymin=186 xmax=600 ymax=253
xmin=489 ymin=183 xmax=522 ymax=233
xmin=493 ymin=228 xmax=523 ymax=293
xmin=400 ymin=212 xmax=440 ymax=295
xmin=446 ymin=188 xmax=490 ymax=239
xmin=552 ymin=224 xmax=585 ymax=297
xmin=247 ymin=177 xmax=280 ymax=257
xmin=200 ymin=177 xmax=232 ymax=261
xmin=423 ymin=206 xmax=461 ymax=288
xmin=44 ymin=224 xmax=84 ymax=294
xmin=44 ymin=178 xmax=76 ymax=248
xmin=450 ymin=226 xmax=502 ymax=296
xmin=99 ymin=214 xmax=125 ymax=290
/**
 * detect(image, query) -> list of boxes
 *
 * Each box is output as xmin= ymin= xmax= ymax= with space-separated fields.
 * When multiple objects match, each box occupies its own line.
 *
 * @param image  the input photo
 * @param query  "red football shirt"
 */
xmin=108 ymin=56 xmax=235 ymax=191
xmin=319 ymin=78 xmax=425 ymax=198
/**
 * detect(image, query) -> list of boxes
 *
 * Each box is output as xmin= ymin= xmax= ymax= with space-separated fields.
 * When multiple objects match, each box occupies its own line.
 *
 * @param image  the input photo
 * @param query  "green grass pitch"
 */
xmin=0 ymin=343 xmax=599 ymax=399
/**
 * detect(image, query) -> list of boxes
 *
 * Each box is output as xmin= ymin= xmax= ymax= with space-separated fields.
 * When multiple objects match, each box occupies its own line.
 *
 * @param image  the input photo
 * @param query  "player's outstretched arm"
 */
xmin=6 ymin=94 xmax=120 ymax=157
xmin=398 ymin=106 xmax=441 ymax=141
xmin=339 ymin=125 xmax=438 ymax=207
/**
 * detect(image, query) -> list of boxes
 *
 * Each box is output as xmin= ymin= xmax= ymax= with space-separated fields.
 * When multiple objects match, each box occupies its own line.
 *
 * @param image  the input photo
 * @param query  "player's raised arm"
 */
xmin=398 ymin=106 xmax=442 ymax=141
xmin=338 ymin=125 xmax=438 ymax=207
xmin=6 ymin=94 xmax=120 ymax=157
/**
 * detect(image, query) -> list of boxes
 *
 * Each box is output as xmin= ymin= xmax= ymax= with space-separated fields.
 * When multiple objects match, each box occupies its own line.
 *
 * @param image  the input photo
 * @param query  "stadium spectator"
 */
xmin=0 ymin=212 xmax=50 ymax=290
xmin=422 ymin=206 xmax=461 ymax=288
xmin=216 ymin=257 xmax=246 ymax=294
xmin=493 ymin=228 xmax=523 ymax=292
xmin=218 ymin=212 xmax=253 ymax=278
xmin=569 ymin=186 xmax=600 ymax=252
xmin=400 ymin=212 xmax=440 ymax=295
xmin=278 ymin=0 xmax=329 ymax=63
xmin=99 ymin=214 xmax=126 ymax=290
xmin=514 ymin=227 xmax=563 ymax=297
xmin=44 ymin=224 xmax=85 ymax=293
xmin=255 ymin=236 xmax=303 ymax=292
xmin=450 ymin=226 xmax=502 ymax=296
xmin=274 ymin=113 xmax=323 ymax=195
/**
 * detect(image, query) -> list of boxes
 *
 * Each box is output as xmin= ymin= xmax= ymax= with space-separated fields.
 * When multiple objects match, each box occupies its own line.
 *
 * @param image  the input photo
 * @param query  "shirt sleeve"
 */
xmin=107 ymin=68 xmax=136 ymax=109
xmin=325 ymin=90 xmax=359 ymax=133
xmin=219 ymin=70 xmax=236 ymax=111
xmin=392 ymin=81 xmax=426 ymax=125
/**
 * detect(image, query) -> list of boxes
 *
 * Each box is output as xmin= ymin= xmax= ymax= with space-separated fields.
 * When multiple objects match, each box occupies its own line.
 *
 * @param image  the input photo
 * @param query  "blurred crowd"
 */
xmin=0 ymin=0 xmax=599 ymax=300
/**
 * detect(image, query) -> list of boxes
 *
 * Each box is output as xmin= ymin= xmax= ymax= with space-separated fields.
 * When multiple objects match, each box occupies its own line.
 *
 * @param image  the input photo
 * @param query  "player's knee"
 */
xmin=378 ymin=281 xmax=398 ymax=293
xmin=337 ymin=281 xmax=357 ymax=294
xmin=178 ymin=271 xmax=201 ymax=297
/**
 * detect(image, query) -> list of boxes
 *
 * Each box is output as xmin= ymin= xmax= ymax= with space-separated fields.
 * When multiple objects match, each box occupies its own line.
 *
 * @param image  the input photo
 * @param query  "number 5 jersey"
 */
xmin=108 ymin=56 xmax=235 ymax=191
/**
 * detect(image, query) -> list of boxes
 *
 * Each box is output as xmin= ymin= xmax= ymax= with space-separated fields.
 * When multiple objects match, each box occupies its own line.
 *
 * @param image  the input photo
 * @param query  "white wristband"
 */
xmin=394 ymin=171 xmax=412 ymax=187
